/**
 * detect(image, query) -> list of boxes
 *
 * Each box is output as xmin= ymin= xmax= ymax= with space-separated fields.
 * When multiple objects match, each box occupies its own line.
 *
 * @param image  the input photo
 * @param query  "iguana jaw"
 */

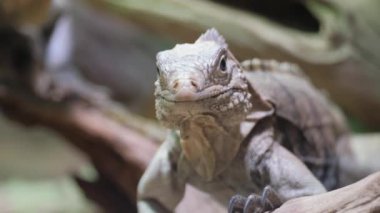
xmin=155 ymin=83 xmax=252 ymax=129
xmin=157 ymin=84 xmax=246 ymax=103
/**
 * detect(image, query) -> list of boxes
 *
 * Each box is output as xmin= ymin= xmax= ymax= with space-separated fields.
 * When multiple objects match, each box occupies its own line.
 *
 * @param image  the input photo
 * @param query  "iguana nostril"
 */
xmin=170 ymin=79 xmax=200 ymax=101
xmin=173 ymin=81 xmax=179 ymax=90
xmin=190 ymin=80 xmax=198 ymax=90
xmin=171 ymin=79 xmax=199 ymax=93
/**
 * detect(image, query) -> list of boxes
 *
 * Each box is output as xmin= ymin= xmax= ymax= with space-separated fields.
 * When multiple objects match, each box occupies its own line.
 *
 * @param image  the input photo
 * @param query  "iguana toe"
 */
xmin=228 ymin=194 xmax=246 ymax=213
xmin=261 ymin=186 xmax=283 ymax=210
xmin=244 ymin=194 xmax=262 ymax=213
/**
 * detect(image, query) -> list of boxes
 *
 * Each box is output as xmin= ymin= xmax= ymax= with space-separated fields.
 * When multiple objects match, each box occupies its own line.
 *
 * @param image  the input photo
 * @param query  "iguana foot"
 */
xmin=228 ymin=186 xmax=283 ymax=213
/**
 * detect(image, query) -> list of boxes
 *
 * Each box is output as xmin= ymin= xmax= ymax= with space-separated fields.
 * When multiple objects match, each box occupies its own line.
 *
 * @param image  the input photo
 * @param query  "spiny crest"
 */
xmin=241 ymin=58 xmax=308 ymax=79
xmin=195 ymin=28 xmax=227 ymax=48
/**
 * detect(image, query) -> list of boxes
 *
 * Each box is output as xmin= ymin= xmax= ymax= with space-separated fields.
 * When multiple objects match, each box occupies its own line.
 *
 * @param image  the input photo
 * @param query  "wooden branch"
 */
xmin=274 ymin=172 xmax=380 ymax=212
xmin=0 ymin=83 xmax=158 ymax=202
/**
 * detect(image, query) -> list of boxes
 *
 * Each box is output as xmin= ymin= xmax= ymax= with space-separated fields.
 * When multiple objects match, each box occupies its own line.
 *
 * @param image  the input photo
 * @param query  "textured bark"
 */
xmin=274 ymin=171 xmax=380 ymax=212
xmin=0 ymin=83 xmax=158 ymax=203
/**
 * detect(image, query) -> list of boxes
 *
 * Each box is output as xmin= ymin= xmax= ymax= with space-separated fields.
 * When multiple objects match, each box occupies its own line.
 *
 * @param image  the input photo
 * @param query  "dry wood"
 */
xmin=0 ymin=83 xmax=157 ymax=202
xmin=274 ymin=171 xmax=380 ymax=213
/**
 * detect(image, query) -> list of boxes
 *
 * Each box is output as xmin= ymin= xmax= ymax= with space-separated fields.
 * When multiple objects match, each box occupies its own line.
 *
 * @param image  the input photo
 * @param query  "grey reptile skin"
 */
xmin=137 ymin=28 xmax=350 ymax=213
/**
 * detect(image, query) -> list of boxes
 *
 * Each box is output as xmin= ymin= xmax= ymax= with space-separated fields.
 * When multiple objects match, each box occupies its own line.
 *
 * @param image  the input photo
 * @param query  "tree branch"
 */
xmin=274 ymin=172 xmax=380 ymax=212
xmin=0 ymin=83 xmax=158 ymax=202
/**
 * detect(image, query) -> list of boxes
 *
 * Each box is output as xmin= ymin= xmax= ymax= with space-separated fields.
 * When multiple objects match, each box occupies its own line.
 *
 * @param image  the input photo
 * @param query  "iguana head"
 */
xmin=155 ymin=28 xmax=252 ymax=128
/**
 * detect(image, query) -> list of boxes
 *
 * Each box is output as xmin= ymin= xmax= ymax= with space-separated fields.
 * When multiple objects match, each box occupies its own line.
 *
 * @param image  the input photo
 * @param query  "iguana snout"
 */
xmin=170 ymin=78 xmax=199 ymax=101
xmin=167 ymin=71 xmax=204 ymax=101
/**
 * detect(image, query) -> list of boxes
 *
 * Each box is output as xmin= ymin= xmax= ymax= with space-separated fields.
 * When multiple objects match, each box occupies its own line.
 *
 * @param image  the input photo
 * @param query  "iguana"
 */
xmin=137 ymin=28 xmax=350 ymax=213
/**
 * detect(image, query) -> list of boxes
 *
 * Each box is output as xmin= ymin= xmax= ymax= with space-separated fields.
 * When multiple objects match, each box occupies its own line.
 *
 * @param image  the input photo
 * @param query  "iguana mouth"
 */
xmin=158 ymin=86 xmax=244 ymax=103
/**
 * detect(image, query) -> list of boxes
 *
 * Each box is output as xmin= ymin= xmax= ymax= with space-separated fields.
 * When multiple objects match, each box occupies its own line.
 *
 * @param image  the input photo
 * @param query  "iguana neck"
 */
xmin=179 ymin=114 xmax=243 ymax=181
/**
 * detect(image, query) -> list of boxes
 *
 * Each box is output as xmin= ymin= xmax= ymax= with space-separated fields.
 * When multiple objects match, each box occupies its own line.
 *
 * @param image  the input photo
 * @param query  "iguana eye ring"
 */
xmin=220 ymin=56 xmax=226 ymax=71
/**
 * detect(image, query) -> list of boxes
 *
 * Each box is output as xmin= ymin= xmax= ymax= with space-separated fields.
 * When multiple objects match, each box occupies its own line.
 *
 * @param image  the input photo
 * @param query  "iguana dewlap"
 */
xmin=137 ymin=28 xmax=349 ymax=213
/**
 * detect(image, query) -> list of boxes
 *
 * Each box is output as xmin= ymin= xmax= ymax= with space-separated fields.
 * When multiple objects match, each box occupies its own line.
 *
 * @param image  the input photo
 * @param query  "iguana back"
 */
xmin=242 ymin=59 xmax=349 ymax=190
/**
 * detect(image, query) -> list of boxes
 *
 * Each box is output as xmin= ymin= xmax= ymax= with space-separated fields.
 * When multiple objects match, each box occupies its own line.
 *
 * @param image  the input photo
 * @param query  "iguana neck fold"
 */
xmin=179 ymin=114 xmax=243 ymax=181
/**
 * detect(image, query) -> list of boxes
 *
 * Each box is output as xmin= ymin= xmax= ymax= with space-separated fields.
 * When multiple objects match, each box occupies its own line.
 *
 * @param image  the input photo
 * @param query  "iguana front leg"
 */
xmin=229 ymin=122 xmax=326 ymax=213
xmin=138 ymin=132 xmax=186 ymax=212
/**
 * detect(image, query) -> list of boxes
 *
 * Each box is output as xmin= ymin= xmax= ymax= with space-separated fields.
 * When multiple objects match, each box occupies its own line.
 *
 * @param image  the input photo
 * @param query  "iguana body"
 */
xmin=138 ymin=29 xmax=349 ymax=212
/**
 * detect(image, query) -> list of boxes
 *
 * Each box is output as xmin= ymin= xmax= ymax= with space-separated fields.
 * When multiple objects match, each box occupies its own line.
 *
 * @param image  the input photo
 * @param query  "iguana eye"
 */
xmin=220 ymin=56 xmax=226 ymax=72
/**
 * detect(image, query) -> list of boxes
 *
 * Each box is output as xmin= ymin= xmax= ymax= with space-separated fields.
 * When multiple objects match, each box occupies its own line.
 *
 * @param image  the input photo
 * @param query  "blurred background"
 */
xmin=0 ymin=0 xmax=379 ymax=212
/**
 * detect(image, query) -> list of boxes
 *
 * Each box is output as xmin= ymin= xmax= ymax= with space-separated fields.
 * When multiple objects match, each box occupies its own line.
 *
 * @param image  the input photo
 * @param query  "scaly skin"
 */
xmin=138 ymin=29 xmax=348 ymax=212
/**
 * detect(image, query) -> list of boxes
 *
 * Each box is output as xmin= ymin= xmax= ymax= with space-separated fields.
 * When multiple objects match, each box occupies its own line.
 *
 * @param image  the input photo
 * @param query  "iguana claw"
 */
xmin=261 ymin=186 xmax=282 ymax=210
xmin=228 ymin=194 xmax=246 ymax=213
xmin=228 ymin=186 xmax=283 ymax=213
xmin=244 ymin=194 xmax=262 ymax=213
